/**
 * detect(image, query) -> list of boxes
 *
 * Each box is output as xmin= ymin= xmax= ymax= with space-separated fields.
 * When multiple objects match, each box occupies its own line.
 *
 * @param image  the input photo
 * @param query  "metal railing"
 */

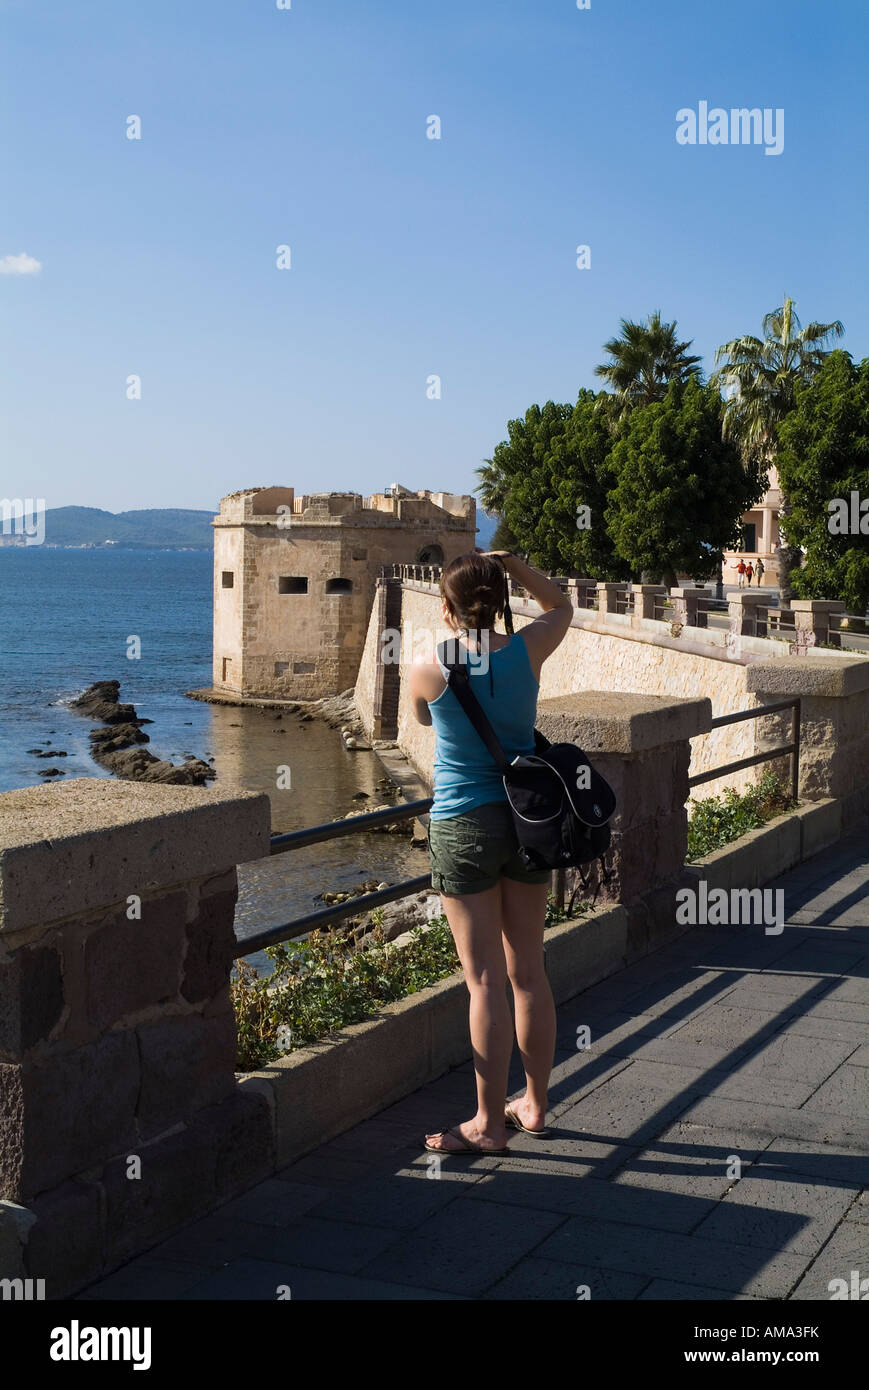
xmin=235 ymin=696 xmax=802 ymax=957
xmin=234 ymin=797 xmax=433 ymax=958
xmin=688 ymin=698 xmax=801 ymax=804
xmin=830 ymin=611 xmax=868 ymax=637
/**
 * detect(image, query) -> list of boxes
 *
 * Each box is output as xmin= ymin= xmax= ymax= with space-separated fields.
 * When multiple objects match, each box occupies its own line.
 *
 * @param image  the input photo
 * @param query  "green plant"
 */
xmin=232 ymin=890 xmax=581 ymax=1070
xmin=686 ymin=769 xmax=796 ymax=862
xmin=232 ymin=919 xmax=460 ymax=1070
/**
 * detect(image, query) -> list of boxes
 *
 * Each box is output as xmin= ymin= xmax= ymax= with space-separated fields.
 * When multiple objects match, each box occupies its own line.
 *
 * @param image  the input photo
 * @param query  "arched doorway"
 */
xmin=416 ymin=544 xmax=444 ymax=565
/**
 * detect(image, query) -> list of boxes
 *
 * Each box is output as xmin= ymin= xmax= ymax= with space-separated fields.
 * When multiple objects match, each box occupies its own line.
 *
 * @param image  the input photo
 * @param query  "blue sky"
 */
xmin=2 ymin=0 xmax=867 ymax=514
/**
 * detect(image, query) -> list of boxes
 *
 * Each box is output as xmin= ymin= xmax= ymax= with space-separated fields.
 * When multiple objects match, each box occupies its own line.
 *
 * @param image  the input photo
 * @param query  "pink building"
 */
xmin=723 ymin=464 xmax=782 ymax=587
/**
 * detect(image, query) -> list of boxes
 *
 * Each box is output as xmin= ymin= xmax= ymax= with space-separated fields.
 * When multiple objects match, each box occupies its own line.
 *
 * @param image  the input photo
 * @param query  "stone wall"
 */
xmin=358 ymin=583 xmax=756 ymax=800
xmin=0 ymin=779 xmax=272 ymax=1297
xmin=356 ymin=581 xmax=869 ymax=811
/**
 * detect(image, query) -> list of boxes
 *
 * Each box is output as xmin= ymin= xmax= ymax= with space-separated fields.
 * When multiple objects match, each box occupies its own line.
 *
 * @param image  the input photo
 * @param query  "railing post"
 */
xmin=596 ymin=582 xmax=627 ymax=616
xmin=728 ymin=591 xmax=768 ymax=637
xmin=791 ymin=600 xmax=845 ymax=650
xmin=630 ymin=583 xmax=667 ymax=620
xmin=536 ymin=691 xmax=712 ymax=917
xmin=670 ymin=586 xmax=708 ymax=628
xmin=791 ymin=698 xmax=801 ymax=805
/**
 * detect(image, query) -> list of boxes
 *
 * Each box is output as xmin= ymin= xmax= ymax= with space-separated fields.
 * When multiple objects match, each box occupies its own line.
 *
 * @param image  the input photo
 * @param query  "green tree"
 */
xmin=473 ymin=400 xmax=572 ymax=559
xmin=594 ymin=310 xmax=702 ymax=417
xmin=711 ymin=297 xmax=845 ymax=604
xmin=503 ymin=391 xmax=631 ymax=578
xmin=475 ymin=457 xmax=508 ymax=516
xmin=775 ymin=351 xmax=869 ymax=615
xmin=605 ymin=379 xmax=765 ymax=588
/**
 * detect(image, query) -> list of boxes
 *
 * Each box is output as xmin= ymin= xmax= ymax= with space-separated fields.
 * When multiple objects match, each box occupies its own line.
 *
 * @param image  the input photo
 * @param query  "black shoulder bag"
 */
xmin=436 ymin=637 xmax=616 ymax=886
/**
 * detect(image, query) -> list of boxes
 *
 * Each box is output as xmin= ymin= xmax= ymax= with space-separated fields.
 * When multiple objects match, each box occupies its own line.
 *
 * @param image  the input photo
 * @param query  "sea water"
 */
xmin=0 ymin=548 xmax=428 ymax=967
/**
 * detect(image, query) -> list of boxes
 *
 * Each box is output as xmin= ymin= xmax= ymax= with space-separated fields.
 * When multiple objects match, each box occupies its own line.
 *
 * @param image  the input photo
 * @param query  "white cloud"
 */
xmin=0 ymin=252 xmax=42 ymax=275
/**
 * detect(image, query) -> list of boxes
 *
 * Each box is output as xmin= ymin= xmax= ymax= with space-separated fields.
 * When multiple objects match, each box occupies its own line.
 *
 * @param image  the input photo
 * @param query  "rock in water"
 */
xmin=69 ymin=680 xmax=215 ymax=785
xmin=70 ymin=680 xmax=144 ymax=726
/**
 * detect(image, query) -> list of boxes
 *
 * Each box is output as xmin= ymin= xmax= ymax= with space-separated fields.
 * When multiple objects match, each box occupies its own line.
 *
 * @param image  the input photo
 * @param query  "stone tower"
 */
xmin=211 ymin=484 xmax=476 ymax=698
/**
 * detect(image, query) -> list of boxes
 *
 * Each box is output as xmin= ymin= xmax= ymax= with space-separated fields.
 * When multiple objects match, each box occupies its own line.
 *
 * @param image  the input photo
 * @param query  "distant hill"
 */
xmin=37 ymin=507 xmax=216 ymax=549
xmin=1 ymin=502 xmax=496 ymax=551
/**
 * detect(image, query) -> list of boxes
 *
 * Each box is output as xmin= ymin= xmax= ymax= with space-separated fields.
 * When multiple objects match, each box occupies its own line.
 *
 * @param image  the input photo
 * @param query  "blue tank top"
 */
xmin=427 ymin=632 xmax=538 ymax=819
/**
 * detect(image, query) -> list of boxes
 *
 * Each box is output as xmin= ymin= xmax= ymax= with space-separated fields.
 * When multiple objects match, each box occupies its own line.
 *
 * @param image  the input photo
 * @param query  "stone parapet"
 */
xmin=670 ymin=586 xmax=708 ymax=629
xmin=0 ymin=779 xmax=272 ymax=1296
xmin=728 ymin=591 xmax=770 ymax=637
xmin=537 ymin=691 xmax=712 ymax=905
xmin=630 ymin=584 xmax=667 ymax=620
xmin=596 ymin=582 xmax=628 ymax=616
xmin=791 ymin=599 xmax=845 ymax=651
xmin=746 ymin=658 xmax=869 ymax=819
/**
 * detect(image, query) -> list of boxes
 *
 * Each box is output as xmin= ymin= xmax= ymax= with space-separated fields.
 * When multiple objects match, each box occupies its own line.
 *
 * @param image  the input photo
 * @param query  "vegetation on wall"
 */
xmin=232 ymin=892 xmax=574 ymax=1071
xmin=686 ymin=769 xmax=796 ymax=862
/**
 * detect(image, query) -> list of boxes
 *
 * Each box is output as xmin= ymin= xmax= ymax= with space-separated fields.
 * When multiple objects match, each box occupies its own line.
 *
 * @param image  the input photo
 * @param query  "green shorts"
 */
xmin=427 ymin=800 xmax=552 ymax=896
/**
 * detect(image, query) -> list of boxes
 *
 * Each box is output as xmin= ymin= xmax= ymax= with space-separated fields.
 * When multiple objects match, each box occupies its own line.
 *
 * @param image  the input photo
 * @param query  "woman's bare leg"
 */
xmin=425 ymin=882 xmax=512 ymax=1153
xmin=500 ymin=878 xmax=554 ymax=1131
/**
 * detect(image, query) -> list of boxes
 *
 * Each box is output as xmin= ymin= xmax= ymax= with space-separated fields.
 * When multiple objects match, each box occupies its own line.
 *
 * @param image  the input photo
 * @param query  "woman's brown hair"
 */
xmin=440 ymin=552 xmax=513 ymax=649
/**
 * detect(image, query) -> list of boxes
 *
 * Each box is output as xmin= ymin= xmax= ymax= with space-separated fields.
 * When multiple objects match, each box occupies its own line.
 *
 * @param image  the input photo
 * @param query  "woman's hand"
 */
xmin=476 ymin=548 xmax=511 ymax=566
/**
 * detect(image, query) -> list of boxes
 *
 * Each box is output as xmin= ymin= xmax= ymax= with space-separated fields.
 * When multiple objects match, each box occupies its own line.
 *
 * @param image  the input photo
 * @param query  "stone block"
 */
xmin=0 ymin=1030 xmax=139 ymax=1200
xmin=0 ymin=941 xmax=64 ymax=1061
xmin=796 ymin=799 xmax=842 ymax=859
xmin=25 ymin=1178 xmax=102 ymax=1298
xmin=83 ymin=892 xmax=186 ymax=1031
xmin=0 ymin=779 xmax=271 ymax=936
xmin=190 ymin=1088 xmax=275 ymax=1201
xmin=102 ymin=1122 xmax=219 ymax=1270
xmin=424 ymin=973 xmax=472 ymax=1075
xmin=624 ymin=899 xmax=652 ymax=962
xmin=543 ymin=905 xmax=628 ymax=1005
xmin=136 ymin=1011 xmax=237 ymax=1139
xmin=250 ymin=989 xmax=445 ymax=1170
xmin=746 ymin=659 xmax=869 ymax=698
xmin=643 ymin=877 xmax=698 ymax=951
xmin=182 ymin=886 xmax=238 ymax=1003
xmin=0 ymin=1201 xmax=35 ymax=1279
xmin=537 ymin=691 xmax=712 ymax=754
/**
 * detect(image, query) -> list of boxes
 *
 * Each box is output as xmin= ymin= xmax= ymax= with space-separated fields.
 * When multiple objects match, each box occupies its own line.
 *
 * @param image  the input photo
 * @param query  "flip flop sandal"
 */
xmin=505 ymin=1105 xmax=548 ymax=1137
xmin=423 ymin=1125 xmax=509 ymax=1156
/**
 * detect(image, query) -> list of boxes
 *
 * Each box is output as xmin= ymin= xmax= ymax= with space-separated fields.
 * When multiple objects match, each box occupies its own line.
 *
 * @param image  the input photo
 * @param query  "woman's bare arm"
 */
xmin=484 ymin=550 xmax=573 ymax=681
xmin=408 ymin=656 xmax=444 ymax=725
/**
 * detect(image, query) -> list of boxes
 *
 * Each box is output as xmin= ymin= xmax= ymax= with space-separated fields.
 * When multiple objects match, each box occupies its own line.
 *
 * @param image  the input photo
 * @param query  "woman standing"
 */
xmin=408 ymin=550 xmax=573 ymax=1155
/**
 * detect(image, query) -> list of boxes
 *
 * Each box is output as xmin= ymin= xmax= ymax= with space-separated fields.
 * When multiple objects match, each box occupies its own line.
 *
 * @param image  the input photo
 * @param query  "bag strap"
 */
xmin=436 ymin=639 xmax=510 ymax=772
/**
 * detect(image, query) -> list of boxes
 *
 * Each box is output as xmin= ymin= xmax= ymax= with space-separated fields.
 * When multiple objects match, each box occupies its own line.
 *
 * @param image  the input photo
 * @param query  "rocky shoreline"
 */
xmin=186 ymin=685 xmax=376 ymax=750
xmin=69 ymin=680 xmax=216 ymax=785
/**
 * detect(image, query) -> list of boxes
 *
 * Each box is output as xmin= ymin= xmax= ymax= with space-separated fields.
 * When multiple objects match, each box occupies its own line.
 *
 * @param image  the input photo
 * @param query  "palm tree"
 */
xmin=594 ymin=310 xmax=702 ymax=417
xmin=711 ymin=298 xmax=845 ymax=605
xmin=474 ymin=457 xmax=507 ymax=515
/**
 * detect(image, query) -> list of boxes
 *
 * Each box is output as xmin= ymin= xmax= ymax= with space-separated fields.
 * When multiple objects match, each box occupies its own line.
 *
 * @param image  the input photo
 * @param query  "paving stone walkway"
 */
xmin=79 ymin=824 xmax=869 ymax=1300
